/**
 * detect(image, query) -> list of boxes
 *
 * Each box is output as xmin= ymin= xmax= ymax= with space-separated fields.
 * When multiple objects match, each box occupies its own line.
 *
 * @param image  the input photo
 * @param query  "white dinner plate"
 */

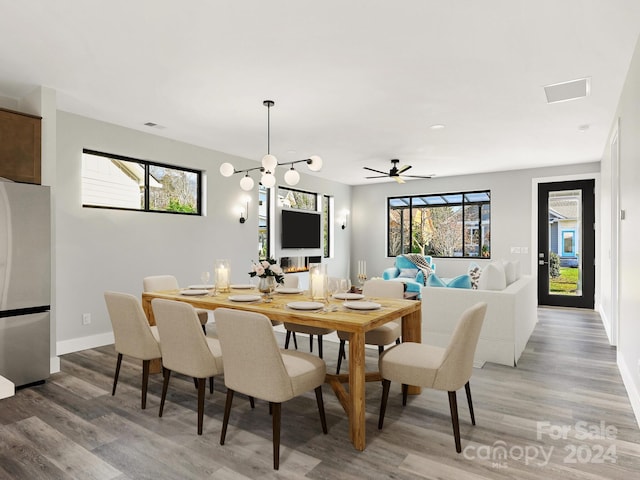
xmin=286 ymin=301 xmax=324 ymax=310
xmin=180 ymin=289 xmax=209 ymax=296
xmin=188 ymin=284 xmax=214 ymax=290
xmin=228 ymin=294 xmax=262 ymax=302
xmin=230 ymin=284 xmax=255 ymax=289
xmin=343 ymin=301 xmax=381 ymax=310
xmin=276 ymin=287 xmax=303 ymax=294
xmin=333 ymin=292 xmax=364 ymax=300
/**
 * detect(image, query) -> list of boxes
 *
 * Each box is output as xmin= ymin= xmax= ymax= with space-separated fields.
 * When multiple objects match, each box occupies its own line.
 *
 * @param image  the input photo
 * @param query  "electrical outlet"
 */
xmin=511 ymin=247 xmax=521 ymax=254
xmin=82 ymin=313 xmax=91 ymax=325
xmin=522 ymin=247 xmax=529 ymax=254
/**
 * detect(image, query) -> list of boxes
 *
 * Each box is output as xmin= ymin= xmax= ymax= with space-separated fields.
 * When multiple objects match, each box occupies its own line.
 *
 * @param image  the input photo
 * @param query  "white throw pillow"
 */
xmin=478 ymin=262 xmax=507 ymax=290
xmin=503 ymin=260 xmax=517 ymax=285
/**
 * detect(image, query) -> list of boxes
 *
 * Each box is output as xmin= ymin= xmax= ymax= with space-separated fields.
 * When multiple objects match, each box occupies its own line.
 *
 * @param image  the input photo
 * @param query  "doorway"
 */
xmin=537 ymin=180 xmax=595 ymax=308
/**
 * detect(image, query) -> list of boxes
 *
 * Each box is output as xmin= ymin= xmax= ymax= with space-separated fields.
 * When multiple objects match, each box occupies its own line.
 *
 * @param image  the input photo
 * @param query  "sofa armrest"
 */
xmin=383 ymin=267 xmax=399 ymax=280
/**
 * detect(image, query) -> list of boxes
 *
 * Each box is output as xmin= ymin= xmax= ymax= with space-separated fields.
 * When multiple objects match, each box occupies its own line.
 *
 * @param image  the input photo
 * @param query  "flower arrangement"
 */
xmin=249 ymin=258 xmax=284 ymax=284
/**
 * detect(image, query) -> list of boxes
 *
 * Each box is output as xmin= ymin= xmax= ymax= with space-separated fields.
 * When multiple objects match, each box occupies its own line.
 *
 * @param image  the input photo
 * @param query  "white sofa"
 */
xmin=420 ymin=274 xmax=537 ymax=366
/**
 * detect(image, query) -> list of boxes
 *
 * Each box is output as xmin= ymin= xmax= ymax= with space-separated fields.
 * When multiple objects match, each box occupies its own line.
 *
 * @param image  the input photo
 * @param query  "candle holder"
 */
xmin=215 ymin=259 xmax=230 ymax=292
xmin=309 ymin=263 xmax=327 ymax=301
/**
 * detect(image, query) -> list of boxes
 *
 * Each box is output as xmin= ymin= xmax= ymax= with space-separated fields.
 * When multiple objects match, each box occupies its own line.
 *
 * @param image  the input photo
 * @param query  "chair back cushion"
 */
xmin=143 ymin=275 xmax=179 ymax=292
xmin=104 ymin=291 xmax=161 ymax=360
xmin=363 ymin=278 xmax=404 ymax=298
xmin=151 ymin=299 xmax=221 ymax=377
xmin=214 ymin=308 xmax=295 ymax=402
xmin=433 ymin=302 xmax=487 ymax=391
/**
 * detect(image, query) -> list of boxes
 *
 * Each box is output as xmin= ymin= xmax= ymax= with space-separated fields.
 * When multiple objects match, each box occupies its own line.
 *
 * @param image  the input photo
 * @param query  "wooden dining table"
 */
xmin=141 ymin=287 xmax=422 ymax=451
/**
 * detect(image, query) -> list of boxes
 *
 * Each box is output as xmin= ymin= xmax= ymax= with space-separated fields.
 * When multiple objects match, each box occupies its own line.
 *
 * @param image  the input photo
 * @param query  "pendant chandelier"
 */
xmin=219 ymin=100 xmax=323 ymax=191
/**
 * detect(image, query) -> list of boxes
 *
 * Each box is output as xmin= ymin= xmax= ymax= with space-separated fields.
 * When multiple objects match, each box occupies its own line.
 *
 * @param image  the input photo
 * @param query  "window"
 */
xmin=258 ymin=185 xmax=270 ymax=259
xmin=561 ymin=230 xmax=576 ymax=256
xmin=388 ymin=190 xmax=491 ymax=258
xmin=277 ymin=186 xmax=317 ymax=211
xmin=323 ymin=195 xmax=332 ymax=258
xmin=82 ymin=149 xmax=201 ymax=214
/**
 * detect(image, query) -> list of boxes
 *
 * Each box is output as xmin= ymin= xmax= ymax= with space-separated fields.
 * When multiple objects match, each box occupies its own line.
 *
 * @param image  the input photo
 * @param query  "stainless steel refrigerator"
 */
xmin=0 ymin=180 xmax=51 ymax=387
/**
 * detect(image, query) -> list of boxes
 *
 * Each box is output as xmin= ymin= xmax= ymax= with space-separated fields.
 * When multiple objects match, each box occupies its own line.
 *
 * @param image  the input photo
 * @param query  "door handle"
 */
xmin=538 ymin=260 xmax=549 ymax=265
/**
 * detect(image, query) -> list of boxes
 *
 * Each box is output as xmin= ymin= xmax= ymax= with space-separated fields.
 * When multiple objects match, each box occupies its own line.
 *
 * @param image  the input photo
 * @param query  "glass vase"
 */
xmin=258 ymin=276 xmax=276 ymax=302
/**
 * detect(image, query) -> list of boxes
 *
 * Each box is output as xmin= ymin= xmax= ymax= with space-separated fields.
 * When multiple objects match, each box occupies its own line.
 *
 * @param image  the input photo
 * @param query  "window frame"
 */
xmin=387 ymin=190 xmax=491 ymax=259
xmin=81 ymin=148 xmax=202 ymax=215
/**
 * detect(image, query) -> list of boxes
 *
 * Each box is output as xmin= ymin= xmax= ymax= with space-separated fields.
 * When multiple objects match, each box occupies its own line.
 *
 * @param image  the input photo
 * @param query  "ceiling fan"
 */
xmin=363 ymin=159 xmax=432 ymax=184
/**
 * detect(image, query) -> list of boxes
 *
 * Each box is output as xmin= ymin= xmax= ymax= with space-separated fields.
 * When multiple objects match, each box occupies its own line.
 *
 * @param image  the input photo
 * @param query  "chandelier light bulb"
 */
xmin=284 ymin=167 xmax=300 ymax=186
xmin=307 ymin=155 xmax=323 ymax=172
xmin=261 ymin=172 xmax=276 ymax=188
xmin=220 ymin=162 xmax=235 ymax=177
xmin=240 ymin=174 xmax=255 ymax=191
xmin=261 ymin=154 xmax=278 ymax=171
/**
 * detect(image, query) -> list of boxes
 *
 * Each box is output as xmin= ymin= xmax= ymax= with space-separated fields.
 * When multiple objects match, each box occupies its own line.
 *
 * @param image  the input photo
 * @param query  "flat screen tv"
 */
xmin=281 ymin=209 xmax=322 ymax=249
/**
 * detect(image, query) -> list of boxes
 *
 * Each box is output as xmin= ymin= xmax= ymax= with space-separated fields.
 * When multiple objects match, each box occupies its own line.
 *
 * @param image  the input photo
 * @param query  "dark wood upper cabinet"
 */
xmin=0 ymin=107 xmax=42 ymax=184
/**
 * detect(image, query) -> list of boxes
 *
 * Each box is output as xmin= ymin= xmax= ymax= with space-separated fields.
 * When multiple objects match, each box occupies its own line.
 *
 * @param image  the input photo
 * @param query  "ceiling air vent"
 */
xmin=143 ymin=122 xmax=166 ymax=129
xmin=544 ymin=78 xmax=591 ymax=104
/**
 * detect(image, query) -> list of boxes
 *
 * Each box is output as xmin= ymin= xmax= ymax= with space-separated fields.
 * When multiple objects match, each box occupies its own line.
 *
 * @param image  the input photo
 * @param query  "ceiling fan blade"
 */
xmin=393 ymin=175 xmax=405 ymax=184
xmin=365 ymin=175 xmax=388 ymax=179
xmin=397 ymin=165 xmax=412 ymax=174
xmin=363 ymin=166 xmax=388 ymax=175
xmin=405 ymin=174 xmax=433 ymax=179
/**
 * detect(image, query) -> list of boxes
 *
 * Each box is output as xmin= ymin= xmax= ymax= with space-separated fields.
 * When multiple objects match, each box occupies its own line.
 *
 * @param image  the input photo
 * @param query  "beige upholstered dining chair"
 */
xmin=283 ymin=274 xmax=334 ymax=357
xmin=104 ymin=291 xmax=162 ymax=409
xmin=335 ymin=278 xmax=404 ymax=373
xmin=143 ymin=275 xmax=209 ymax=332
xmin=151 ymin=298 xmax=224 ymax=435
xmin=378 ymin=302 xmax=488 ymax=453
xmin=214 ymin=307 xmax=328 ymax=470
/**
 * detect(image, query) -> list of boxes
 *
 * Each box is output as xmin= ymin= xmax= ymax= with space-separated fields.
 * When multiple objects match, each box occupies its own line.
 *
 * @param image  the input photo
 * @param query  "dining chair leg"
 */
xmin=448 ymin=390 xmax=462 ymax=453
xmin=141 ymin=359 xmax=150 ymax=409
xmin=193 ymin=378 xmax=198 ymax=389
xmin=284 ymin=330 xmax=291 ymax=349
xmin=197 ymin=378 xmax=206 ymax=435
xmin=272 ymin=402 xmax=281 ymax=470
xmin=336 ymin=340 xmax=346 ymax=374
xmin=201 ymin=324 xmax=207 ymax=334
xmin=402 ymin=383 xmax=408 ymax=406
xmin=112 ymin=353 xmax=123 ymax=396
xmin=317 ymin=336 xmax=324 ymax=359
xmin=309 ymin=335 xmax=313 ymax=353
xmin=209 ymin=376 xmax=214 ymax=394
xmin=220 ymin=389 xmax=235 ymax=445
xmin=378 ymin=379 xmax=391 ymax=429
xmin=159 ymin=368 xmax=172 ymax=417
xmin=314 ymin=386 xmax=328 ymax=434
xmin=378 ymin=345 xmax=384 ymax=355
xmin=465 ymin=381 xmax=476 ymax=425
xmin=292 ymin=332 xmax=298 ymax=349
xmin=249 ymin=396 xmax=255 ymax=409
xmin=395 ymin=338 xmax=401 ymax=345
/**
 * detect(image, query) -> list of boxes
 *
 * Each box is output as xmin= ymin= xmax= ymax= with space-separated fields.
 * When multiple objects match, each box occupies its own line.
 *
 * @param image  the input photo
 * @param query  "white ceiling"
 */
xmin=1 ymin=0 xmax=639 ymax=185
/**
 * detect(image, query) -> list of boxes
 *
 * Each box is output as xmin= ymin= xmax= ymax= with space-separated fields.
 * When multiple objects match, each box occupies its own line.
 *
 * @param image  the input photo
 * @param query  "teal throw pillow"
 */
xmin=447 ymin=274 xmax=472 ymax=289
xmin=426 ymin=273 xmax=447 ymax=287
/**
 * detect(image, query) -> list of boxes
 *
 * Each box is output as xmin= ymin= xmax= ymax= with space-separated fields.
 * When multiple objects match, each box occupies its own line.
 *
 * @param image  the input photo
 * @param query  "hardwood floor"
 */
xmin=1 ymin=307 xmax=638 ymax=479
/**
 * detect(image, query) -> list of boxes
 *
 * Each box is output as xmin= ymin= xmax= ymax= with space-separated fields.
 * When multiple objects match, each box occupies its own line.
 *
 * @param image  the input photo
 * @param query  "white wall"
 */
xmin=351 ymin=163 xmax=600 ymax=282
xmin=605 ymin=34 xmax=640 ymax=426
xmin=49 ymin=110 xmax=349 ymax=357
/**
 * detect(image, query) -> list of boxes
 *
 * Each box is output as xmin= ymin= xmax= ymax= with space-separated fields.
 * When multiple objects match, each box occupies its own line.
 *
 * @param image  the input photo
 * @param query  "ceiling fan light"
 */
xmin=307 ymin=155 xmax=323 ymax=171
xmin=220 ymin=162 xmax=235 ymax=177
xmin=284 ymin=167 xmax=300 ymax=186
xmin=240 ymin=174 xmax=255 ymax=191
xmin=261 ymin=154 xmax=278 ymax=171
xmin=261 ymin=172 xmax=276 ymax=188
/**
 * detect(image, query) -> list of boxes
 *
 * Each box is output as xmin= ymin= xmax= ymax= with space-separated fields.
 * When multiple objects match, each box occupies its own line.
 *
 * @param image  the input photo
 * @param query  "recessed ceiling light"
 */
xmin=544 ymin=77 xmax=591 ymax=104
xmin=430 ymin=124 xmax=445 ymax=130
xmin=578 ymin=124 xmax=590 ymax=132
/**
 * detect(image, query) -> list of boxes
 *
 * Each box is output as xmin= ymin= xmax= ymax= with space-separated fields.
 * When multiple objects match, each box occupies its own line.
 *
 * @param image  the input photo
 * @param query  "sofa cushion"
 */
xmin=478 ymin=262 xmax=507 ymax=291
xmin=503 ymin=260 xmax=517 ymax=285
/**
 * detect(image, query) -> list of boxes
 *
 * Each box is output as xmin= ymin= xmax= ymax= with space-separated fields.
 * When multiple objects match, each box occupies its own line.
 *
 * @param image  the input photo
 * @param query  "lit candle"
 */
xmin=215 ymin=260 xmax=230 ymax=291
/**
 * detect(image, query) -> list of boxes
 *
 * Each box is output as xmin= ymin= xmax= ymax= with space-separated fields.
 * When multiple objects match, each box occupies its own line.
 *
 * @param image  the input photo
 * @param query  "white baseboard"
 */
xmin=598 ymin=304 xmax=615 ymax=345
xmin=617 ymin=352 xmax=640 ymax=429
xmin=50 ymin=355 xmax=60 ymax=374
xmin=56 ymin=331 xmax=115 ymax=356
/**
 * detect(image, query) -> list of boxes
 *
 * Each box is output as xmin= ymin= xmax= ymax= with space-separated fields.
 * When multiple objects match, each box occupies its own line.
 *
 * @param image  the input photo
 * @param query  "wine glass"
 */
xmin=200 ymin=271 xmax=210 ymax=287
xmin=339 ymin=278 xmax=351 ymax=297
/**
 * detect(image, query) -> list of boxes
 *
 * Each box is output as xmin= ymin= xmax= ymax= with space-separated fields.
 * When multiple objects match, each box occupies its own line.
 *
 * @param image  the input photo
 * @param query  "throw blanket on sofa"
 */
xmin=402 ymin=254 xmax=432 ymax=285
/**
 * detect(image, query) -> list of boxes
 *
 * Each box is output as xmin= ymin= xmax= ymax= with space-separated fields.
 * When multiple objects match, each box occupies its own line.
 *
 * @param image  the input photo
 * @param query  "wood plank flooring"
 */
xmin=0 ymin=307 xmax=638 ymax=479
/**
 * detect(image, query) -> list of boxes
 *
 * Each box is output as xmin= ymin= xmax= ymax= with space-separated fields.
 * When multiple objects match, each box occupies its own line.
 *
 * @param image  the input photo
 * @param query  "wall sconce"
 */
xmin=340 ymin=210 xmax=350 ymax=230
xmin=238 ymin=196 xmax=250 ymax=224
